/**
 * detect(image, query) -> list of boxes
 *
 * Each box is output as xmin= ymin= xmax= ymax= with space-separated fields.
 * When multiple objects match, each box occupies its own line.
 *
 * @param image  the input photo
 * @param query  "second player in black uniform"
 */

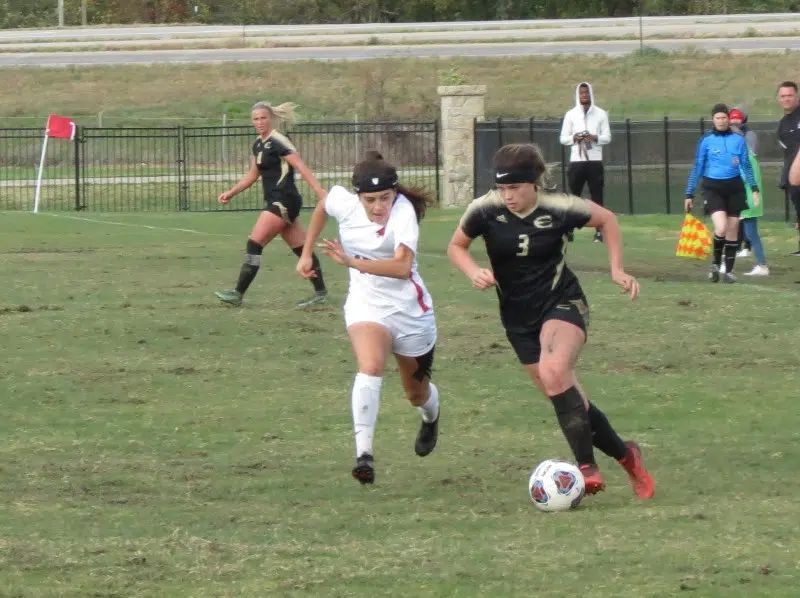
xmin=448 ymin=142 xmax=655 ymax=500
xmin=215 ymin=101 xmax=329 ymax=308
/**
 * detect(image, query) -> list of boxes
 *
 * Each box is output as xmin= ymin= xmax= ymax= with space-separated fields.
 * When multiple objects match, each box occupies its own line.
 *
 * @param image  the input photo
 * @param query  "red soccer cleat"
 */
xmin=618 ymin=441 xmax=655 ymax=500
xmin=579 ymin=463 xmax=606 ymax=495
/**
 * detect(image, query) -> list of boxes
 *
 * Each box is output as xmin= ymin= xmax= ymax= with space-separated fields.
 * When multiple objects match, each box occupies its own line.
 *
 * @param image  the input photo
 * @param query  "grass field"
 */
xmin=1 ymin=209 xmax=799 ymax=597
xmin=0 ymin=52 xmax=794 ymax=125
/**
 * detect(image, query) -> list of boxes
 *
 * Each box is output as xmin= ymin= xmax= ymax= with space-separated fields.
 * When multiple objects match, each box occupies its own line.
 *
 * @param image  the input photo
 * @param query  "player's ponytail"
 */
xmin=396 ymin=184 xmax=434 ymax=223
xmin=251 ymin=101 xmax=298 ymax=124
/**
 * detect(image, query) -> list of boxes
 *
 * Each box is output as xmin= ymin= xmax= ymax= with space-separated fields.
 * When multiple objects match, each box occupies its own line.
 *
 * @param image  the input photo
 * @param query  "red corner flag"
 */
xmin=33 ymin=114 xmax=77 ymax=213
xmin=46 ymin=114 xmax=76 ymax=140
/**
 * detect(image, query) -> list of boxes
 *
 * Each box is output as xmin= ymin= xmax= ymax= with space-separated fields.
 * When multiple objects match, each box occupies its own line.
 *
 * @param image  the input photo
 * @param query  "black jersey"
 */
xmin=459 ymin=191 xmax=592 ymax=332
xmin=252 ymin=130 xmax=297 ymax=199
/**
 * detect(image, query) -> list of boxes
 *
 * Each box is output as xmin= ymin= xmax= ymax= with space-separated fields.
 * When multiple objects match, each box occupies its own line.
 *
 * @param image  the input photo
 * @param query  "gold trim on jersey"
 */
xmin=268 ymin=130 xmax=297 ymax=185
xmin=551 ymin=233 xmax=569 ymax=290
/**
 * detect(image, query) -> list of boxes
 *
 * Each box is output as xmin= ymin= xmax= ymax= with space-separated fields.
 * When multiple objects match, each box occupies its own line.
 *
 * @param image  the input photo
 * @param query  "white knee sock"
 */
xmin=352 ymin=373 xmax=382 ymax=457
xmin=417 ymin=382 xmax=440 ymax=423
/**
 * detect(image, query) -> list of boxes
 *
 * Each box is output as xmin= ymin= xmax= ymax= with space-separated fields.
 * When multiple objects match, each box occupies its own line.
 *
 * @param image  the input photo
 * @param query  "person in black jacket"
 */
xmin=777 ymin=81 xmax=800 ymax=256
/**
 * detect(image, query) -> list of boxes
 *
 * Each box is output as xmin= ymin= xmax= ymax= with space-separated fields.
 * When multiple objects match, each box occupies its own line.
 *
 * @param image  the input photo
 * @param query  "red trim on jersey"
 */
xmin=376 ymin=226 xmax=386 ymax=237
xmin=409 ymin=274 xmax=430 ymax=312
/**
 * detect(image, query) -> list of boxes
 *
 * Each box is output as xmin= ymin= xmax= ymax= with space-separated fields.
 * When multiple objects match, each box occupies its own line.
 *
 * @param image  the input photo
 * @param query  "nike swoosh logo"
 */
xmin=496 ymin=172 xmax=509 ymax=178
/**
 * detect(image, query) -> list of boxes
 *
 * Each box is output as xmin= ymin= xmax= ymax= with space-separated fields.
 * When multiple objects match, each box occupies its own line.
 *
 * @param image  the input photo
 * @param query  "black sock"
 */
xmin=736 ymin=221 xmax=745 ymax=251
xmin=712 ymin=235 xmax=725 ymax=266
xmin=292 ymin=246 xmax=326 ymax=293
xmin=725 ymin=242 xmax=738 ymax=274
xmin=550 ymin=387 xmax=595 ymax=466
xmin=587 ymin=402 xmax=628 ymax=460
xmin=235 ymin=238 xmax=263 ymax=294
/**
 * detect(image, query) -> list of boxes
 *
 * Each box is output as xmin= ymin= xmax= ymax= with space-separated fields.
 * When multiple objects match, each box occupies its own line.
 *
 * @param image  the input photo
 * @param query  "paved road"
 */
xmin=2 ymin=20 xmax=800 ymax=51
xmin=1 ymin=13 xmax=798 ymax=42
xmin=1 ymin=36 xmax=799 ymax=67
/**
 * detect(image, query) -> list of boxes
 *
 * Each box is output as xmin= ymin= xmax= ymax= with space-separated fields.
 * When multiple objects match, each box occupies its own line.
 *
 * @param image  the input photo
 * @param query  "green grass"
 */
xmin=0 ymin=53 xmax=795 ymax=124
xmin=1 ymin=210 xmax=799 ymax=597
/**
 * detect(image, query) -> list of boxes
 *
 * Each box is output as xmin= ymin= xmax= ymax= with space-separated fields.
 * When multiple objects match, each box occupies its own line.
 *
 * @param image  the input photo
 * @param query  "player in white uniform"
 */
xmin=296 ymin=151 xmax=439 ymax=485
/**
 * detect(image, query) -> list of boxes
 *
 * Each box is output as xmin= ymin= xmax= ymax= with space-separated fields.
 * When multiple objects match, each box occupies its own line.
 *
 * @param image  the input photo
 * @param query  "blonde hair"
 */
xmin=251 ymin=101 xmax=298 ymax=123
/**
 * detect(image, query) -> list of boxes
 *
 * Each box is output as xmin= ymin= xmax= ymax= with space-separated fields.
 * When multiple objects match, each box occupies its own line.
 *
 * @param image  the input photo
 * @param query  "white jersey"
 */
xmin=324 ymin=185 xmax=433 ymax=318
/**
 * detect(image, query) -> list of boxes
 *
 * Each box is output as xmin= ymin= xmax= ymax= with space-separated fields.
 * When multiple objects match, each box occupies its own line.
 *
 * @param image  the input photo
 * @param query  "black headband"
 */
xmin=352 ymin=171 xmax=398 ymax=193
xmin=494 ymin=169 xmax=539 ymax=185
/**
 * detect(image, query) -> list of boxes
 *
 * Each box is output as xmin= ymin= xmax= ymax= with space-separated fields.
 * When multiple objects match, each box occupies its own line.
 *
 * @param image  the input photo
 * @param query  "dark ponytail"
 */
xmin=352 ymin=150 xmax=434 ymax=222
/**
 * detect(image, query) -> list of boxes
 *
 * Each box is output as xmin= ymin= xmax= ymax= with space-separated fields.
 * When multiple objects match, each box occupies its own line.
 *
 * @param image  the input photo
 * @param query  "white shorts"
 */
xmin=344 ymin=307 xmax=437 ymax=358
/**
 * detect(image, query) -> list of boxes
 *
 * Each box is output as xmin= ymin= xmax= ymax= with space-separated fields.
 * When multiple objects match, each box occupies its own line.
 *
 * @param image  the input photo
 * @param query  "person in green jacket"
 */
xmin=729 ymin=107 xmax=769 ymax=276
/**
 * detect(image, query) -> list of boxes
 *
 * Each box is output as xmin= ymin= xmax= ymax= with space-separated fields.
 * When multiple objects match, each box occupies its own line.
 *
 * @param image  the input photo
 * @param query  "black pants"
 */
xmin=567 ymin=161 xmax=605 ymax=207
xmin=788 ymin=186 xmax=800 ymax=225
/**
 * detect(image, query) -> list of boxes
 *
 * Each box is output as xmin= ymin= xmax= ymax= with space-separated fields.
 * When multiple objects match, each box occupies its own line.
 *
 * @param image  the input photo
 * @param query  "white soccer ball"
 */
xmin=528 ymin=459 xmax=586 ymax=512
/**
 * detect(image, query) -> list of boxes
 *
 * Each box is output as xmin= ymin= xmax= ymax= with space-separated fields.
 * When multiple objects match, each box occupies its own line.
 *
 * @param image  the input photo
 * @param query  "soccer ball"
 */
xmin=528 ymin=459 xmax=586 ymax=512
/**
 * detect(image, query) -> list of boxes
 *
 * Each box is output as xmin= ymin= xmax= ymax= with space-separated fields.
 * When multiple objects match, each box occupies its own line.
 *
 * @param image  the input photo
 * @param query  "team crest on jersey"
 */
xmin=495 ymin=214 xmax=507 ymax=223
xmin=533 ymin=215 xmax=554 ymax=229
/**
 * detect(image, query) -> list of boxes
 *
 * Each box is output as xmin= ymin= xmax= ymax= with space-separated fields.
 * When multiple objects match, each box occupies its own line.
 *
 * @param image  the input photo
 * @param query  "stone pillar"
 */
xmin=437 ymin=85 xmax=487 ymax=207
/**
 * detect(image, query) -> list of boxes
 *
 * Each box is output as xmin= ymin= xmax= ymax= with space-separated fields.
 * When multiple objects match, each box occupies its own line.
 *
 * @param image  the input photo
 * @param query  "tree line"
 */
xmin=2 ymin=0 xmax=797 ymax=29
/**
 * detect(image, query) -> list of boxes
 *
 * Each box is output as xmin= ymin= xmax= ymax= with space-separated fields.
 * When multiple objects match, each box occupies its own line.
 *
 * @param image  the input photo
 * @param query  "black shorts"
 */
xmin=505 ymin=295 xmax=590 ymax=366
xmin=264 ymin=188 xmax=302 ymax=224
xmin=702 ymin=177 xmax=748 ymax=216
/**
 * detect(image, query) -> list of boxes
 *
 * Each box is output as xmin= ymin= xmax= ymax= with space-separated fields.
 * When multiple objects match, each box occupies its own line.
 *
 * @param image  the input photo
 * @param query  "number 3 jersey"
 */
xmin=325 ymin=185 xmax=433 ymax=318
xmin=459 ymin=190 xmax=592 ymax=332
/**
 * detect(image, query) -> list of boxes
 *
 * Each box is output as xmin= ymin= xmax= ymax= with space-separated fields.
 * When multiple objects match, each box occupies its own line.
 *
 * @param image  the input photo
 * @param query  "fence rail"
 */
xmin=0 ymin=121 xmax=440 ymax=212
xmin=475 ymin=117 xmax=792 ymax=221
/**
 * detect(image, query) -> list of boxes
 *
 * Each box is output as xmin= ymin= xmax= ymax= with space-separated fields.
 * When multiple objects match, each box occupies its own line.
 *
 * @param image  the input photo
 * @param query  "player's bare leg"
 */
xmin=216 ymin=211 xmax=284 ymax=306
xmin=347 ymin=323 xmax=392 ymax=484
xmin=395 ymin=350 xmax=439 ymax=457
xmin=282 ymin=219 xmax=328 ymax=308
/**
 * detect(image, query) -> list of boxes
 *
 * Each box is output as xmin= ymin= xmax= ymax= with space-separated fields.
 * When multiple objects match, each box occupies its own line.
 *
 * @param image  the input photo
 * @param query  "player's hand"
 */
xmin=218 ymin=190 xmax=234 ymax=204
xmin=611 ymin=269 xmax=640 ymax=301
xmin=470 ymin=268 xmax=496 ymax=290
xmin=684 ymin=197 xmax=693 ymax=213
xmin=752 ymin=190 xmax=761 ymax=207
xmin=319 ymin=238 xmax=350 ymax=267
xmin=296 ymin=254 xmax=316 ymax=279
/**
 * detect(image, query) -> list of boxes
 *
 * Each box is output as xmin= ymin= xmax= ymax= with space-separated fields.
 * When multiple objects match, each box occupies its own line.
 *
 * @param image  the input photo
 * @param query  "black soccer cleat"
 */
xmin=352 ymin=453 xmax=375 ymax=485
xmin=414 ymin=414 xmax=439 ymax=457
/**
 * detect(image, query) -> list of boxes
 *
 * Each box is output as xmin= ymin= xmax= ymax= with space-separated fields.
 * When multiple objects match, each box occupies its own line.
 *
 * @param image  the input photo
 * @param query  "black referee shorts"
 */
xmin=702 ymin=177 xmax=748 ymax=217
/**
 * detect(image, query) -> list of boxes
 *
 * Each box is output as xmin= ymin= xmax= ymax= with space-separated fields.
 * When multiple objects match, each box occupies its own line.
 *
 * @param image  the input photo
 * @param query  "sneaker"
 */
xmin=719 ymin=263 xmax=726 ymax=274
xmin=351 ymin=453 xmax=375 ymax=485
xmin=744 ymin=265 xmax=769 ymax=276
xmin=708 ymin=263 xmax=720 ymax=283
xmin=723 ymin=272 xmax=737 ymax=284
xmin=579 ymin=463 xmax=606 ymax=495
xmin=593 ymin=230 xmax=603 ymax=243
xmin=618 ymin=441 xmax=655 ymax=500
xmin=295 ymin=290 xmax=328 ymax=309
xmin=414 ymin=413 xmax=439 ymax=457
xmin=736 ymin=248 xmax=751 ymax=258
xmin=790 ymin=249 xmax=800 ymax=257
xmin=215 ymin=289 xmax=243 ymax=306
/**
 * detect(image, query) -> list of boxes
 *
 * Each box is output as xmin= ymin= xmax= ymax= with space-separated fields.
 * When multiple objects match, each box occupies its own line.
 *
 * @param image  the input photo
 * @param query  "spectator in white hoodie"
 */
xmin=560 ymin=82 xmax=612 ymax=243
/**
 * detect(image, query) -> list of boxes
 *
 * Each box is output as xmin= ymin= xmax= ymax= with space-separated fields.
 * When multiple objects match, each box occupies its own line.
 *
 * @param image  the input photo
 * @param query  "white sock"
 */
xmin=352 ymin=373 xmax=382 ymax=457
xmin=417 ymin=382 xmax=440 ymax=423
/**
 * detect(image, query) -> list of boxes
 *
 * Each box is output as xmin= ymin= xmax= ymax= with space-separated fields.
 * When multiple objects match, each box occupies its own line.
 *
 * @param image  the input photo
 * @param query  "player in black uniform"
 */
xmin=215 ymin=101 xmax=329 ymax=308
xmin=447 ymin=143 xmax=655 ymax=500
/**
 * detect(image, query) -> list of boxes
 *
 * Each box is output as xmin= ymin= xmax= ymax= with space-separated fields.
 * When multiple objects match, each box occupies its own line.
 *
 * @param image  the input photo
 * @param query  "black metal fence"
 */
xmin=475 ymin=118 xmax=792 ymax=221
xmin=0 ymin=121 xmax=440 ymax=212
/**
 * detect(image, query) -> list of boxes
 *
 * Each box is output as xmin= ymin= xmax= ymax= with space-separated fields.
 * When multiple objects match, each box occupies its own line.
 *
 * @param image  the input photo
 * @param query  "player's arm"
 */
xmin=559 ymin=113 xmax=575 ymax=146
xmin=285 ymin=152 xmax=327 ymax=203
xmin=789 ymin=146 xmax=800 ymax=186
xmin=447 ymin=227 xmax=496 ymax=290
xmin=583 ymin=201 xmax=640 ymax=300
xmin=297 ymin=197 xmax=329 ymax=280
xmin=320 ymin=240 xmax=414 ymax=279
xmin=684 ymin=136 xmax=707 ymax=211
xmin=221 ymin=157 xmax=259 ymax=202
